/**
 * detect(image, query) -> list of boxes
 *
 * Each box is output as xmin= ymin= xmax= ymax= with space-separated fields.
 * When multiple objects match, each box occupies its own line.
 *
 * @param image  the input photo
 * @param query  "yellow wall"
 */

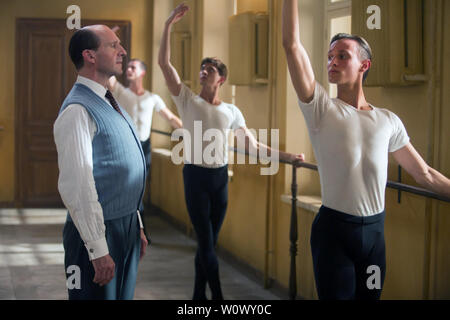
xmin=149 ymin=0 xmax=174 ymax=150
xmin=224 ymin=0 xmax=271 ymax=273
xmin=150 ymin=149 xmax=191 ymax=233
xmin=237 ymin=0 xmax=268 ymax=13
xmin=0 ymin=0 xmax=154 ymax=203
xmin=202 ymin=0 xmax=233 ymax=103
xmin=429 ymin=0 xmax=450 ymax=299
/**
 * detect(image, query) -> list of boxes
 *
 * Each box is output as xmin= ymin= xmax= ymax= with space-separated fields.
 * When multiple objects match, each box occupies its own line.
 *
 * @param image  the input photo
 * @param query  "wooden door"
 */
xmin=15 ymin=18 xmax=131 ymax=208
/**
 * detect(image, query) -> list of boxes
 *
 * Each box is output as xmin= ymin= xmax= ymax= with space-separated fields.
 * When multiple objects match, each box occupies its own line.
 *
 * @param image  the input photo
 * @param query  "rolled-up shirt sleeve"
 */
xmin=54 ymin=104 xmax=108 ymax=261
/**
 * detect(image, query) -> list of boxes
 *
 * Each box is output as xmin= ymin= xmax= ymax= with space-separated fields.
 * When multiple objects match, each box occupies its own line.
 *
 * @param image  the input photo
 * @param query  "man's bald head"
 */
xmin=68 ymin=25 xmax=111 ymax=70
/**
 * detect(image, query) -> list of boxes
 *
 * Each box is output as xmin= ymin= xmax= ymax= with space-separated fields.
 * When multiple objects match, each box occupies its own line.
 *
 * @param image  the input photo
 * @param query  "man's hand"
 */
xmin=140 ymin=229 xmax=148 ymax=260
xmin=167 ymin=3 xmax=189 ymax=26
xmin=158 ymin=3 xmax=189 ymax=97
xmin=92 ymin=254 xmax=115 ymax=286
xmin=290 ymin=153 xmax=305 ymax=167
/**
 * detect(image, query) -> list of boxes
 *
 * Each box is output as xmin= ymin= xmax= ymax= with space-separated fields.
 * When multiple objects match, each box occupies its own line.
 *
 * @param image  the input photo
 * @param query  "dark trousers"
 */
xmin=139 ymin=138 xmax=151 ymax=239
xmin=310 ymin=206 xmax=386 ymax=300
xmin=63 ymin=212 xmax=141 ymax=300
xmin=183 ymin=164 xmax=228 ymax=300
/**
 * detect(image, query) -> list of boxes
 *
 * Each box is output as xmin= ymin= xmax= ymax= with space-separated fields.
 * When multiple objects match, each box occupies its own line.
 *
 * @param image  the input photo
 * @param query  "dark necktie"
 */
xmin=105 ymin=90 xmax=124 ymax=117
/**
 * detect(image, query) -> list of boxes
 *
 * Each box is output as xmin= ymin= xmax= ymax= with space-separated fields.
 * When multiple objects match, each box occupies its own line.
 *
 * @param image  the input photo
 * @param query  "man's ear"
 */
xmin=219 ymin=76 xmax=226 ymax=86
xmin=360 ymin=59 xmax=371 ymax=73
xmin=82 ymin=49 xmax=96 ymax=65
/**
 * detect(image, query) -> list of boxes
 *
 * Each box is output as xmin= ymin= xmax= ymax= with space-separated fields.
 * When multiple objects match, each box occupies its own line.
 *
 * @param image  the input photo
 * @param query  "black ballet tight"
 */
xmin=183 ymin=164 xmax=229 ymax=300
xmin=310 ymin=205 xmax=386 ymax=300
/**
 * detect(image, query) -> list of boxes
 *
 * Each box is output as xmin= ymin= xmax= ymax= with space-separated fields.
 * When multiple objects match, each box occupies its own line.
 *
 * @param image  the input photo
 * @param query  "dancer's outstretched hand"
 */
xmin=290 ymin=153 xmax=305 ymax=167
xmin=167 ymin=3 xmax=189 ymax=25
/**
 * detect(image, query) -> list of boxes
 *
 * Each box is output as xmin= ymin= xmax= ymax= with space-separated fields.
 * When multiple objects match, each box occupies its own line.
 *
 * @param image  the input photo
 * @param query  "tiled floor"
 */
xmin=0 ymin=208 xmax=282 ymax=300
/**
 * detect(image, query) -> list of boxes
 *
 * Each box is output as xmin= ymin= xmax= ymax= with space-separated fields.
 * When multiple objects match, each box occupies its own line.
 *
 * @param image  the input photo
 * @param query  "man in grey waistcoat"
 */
xmin=54 ymin=25 xmax=148 ymax=300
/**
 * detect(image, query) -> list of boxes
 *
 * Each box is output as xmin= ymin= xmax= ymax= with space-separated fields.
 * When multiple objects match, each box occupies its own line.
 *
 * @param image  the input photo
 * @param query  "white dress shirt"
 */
xmin=54 ymin=76 xmax=143 ymax=261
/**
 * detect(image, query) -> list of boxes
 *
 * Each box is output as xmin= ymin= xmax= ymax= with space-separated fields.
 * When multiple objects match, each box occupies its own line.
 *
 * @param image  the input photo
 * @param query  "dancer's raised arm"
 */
xmin=282 ymin=0 xmax=316 ymax=103
xmin=158 ymin=3 xmax=189 ymax=96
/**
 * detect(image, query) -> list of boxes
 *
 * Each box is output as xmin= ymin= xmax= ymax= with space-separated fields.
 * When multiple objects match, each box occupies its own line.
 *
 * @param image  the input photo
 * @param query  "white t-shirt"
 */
xmin=112 ymin=81 xmax=166 ymax=141
xmin=171 ymin=83 xmax=246 ymax=168
xmin=298 ymin=83 xmax=410 ymax=216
